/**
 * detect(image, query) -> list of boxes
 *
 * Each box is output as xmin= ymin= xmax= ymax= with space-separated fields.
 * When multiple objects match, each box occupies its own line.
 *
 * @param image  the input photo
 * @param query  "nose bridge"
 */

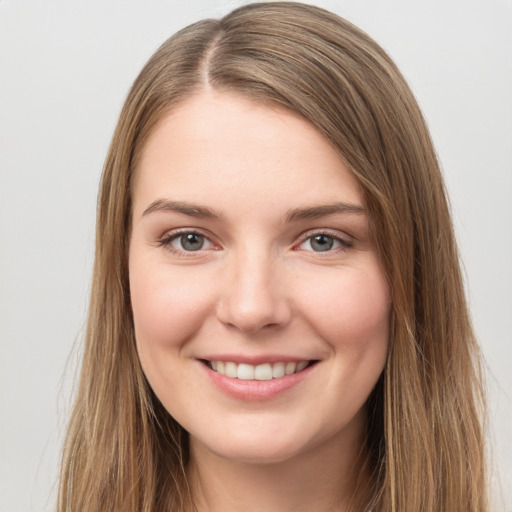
xmin=217 ymin=242 xmax=289 ymax=333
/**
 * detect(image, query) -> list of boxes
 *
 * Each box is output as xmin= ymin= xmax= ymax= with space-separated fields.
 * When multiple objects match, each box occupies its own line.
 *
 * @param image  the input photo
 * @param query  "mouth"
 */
xmin=203 ymin=360 xmax=317 ymax=381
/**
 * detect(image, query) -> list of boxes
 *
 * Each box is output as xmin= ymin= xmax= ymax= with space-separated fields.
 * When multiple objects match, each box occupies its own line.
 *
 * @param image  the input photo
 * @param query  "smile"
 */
xmin=208 ymin=360 xmax=311 ymax=380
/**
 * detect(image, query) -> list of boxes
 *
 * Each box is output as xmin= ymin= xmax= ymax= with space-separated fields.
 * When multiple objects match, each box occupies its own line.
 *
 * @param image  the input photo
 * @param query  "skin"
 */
xmin=129 ymin=90 xmax=391 ymax=511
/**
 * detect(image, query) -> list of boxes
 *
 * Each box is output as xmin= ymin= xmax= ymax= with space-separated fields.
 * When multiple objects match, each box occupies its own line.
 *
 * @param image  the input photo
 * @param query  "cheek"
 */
xmin=299 ymin=268 xmax=390 ymax=424
xmin=298 ymin=266 xmax=390 ymax=357
xmin=128 ymin=257 xmax=220 ymax=412
xmin=129 ymin=259 xmax=215 ymax=359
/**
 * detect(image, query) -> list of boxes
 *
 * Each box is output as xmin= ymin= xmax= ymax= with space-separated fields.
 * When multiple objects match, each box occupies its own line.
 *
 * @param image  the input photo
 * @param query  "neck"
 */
xmin=186 ymin=413 xmax=371 ymax=512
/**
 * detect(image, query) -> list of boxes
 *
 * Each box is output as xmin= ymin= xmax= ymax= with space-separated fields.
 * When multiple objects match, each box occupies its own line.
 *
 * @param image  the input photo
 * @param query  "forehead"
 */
xmin=132 ymin=90 xmax=363 ymax=218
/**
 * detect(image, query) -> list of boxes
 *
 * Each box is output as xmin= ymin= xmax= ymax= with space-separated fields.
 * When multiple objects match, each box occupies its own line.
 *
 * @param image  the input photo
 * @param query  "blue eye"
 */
xmin=299 ymin=234 xmax=349 ymax=252
xmin=162 ymin=231 xmax=214 ymax=252
xmin=176 ymin=233 xmax=206 ymax=251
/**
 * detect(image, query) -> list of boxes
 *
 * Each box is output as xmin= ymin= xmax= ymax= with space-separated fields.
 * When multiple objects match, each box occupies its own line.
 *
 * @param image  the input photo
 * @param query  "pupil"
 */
xmin=311 ymin=235 xmax=333 ymax=252
xmin=181 ymin=233 xmax=204 ymax=251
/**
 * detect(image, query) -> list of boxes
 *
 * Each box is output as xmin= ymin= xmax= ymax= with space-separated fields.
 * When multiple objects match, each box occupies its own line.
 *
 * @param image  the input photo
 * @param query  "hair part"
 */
xmin=58 ymin=3 xmax=487 ymax=511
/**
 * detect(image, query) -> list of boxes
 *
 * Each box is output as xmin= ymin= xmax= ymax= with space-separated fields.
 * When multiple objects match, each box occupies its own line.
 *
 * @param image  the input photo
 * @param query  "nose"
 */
xmin=216 ymin=248 xmax=292 ymax=334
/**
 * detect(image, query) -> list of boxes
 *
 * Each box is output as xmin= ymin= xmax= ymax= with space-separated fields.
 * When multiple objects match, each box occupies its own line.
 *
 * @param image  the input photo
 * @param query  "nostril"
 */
xmin=216 ymin=297 xmax=292 ymax=334
xmin=215 ymin=262 xmax=292 ymax=333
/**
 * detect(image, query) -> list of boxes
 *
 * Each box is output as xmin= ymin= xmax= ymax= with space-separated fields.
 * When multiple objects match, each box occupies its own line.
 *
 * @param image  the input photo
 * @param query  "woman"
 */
xmin=58 ymin=2 xmax=487 ymax=510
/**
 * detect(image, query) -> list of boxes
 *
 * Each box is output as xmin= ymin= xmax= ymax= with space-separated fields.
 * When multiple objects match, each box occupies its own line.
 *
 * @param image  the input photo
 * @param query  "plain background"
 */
xmin=0 ymin=0 xmax=511 ymax=510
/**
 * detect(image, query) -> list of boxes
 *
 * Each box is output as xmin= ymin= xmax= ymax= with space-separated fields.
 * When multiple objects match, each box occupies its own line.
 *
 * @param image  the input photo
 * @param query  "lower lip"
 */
xmin=200 ymin=361 xmax=317 ymax=401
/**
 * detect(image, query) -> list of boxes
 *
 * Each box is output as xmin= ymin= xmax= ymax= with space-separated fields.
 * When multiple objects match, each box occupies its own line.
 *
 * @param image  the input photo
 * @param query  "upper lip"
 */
xmin=198 ymin=354 xmax=317 ymax=365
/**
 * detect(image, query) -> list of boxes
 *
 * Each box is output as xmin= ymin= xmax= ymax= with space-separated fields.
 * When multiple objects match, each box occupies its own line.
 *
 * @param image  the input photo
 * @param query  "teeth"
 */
xmin=255 ymin=363 xmax=272 ymax=381
xmin=296 ymin=361 xmax=308 ymax=372
xmin=285 ymin=362 xmax=296 ymax=375
xmin=272 ymin=362 xmax=285 ymax=378
xmin=209 ymin=360 xmax=310 ymax=380
xmin=225 ymin=361 xmax=237 ymax=378
xmin=237 ymin=363 xmax=254 ymax=380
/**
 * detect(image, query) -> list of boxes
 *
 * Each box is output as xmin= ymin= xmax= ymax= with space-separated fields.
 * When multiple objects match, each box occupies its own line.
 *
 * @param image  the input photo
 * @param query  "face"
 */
xmin=129 ymin=90 xmax=390 ymax=465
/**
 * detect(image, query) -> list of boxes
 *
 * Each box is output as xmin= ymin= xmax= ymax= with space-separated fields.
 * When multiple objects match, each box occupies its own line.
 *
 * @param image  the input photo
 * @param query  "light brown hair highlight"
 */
xmin=58 ymin=3 xmax=487 ymax=511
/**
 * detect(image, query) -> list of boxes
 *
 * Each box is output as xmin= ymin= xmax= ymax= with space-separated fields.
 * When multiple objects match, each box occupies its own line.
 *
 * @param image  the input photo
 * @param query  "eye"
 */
xmin=298 ymin=233 xmax=351 ymax=253
xmin=160 ymin=230 xmax=215 ymax=253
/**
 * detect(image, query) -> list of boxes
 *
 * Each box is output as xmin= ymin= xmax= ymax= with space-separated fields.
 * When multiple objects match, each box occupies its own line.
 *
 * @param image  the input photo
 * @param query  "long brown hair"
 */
xmin=58 ymin=3 xmax=487 ymax=510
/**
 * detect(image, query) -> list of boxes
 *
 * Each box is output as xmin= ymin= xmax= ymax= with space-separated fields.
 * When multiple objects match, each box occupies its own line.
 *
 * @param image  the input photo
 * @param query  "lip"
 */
xmin=197 ymin=357 xmax=318 ymax=401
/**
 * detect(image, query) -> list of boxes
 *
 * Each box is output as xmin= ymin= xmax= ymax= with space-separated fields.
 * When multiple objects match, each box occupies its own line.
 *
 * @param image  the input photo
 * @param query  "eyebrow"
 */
xmin=284 ymin=202 xmax=366 ymax=222
xmin=141 ymin=199 xmax=366 ymax=222
xmin=142 ymin=199 xmax=222 ymax=220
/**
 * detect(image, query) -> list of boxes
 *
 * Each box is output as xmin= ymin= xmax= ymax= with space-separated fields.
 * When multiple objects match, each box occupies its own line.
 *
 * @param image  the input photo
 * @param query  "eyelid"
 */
xmin=157 ymin=227 xmax=353 ymax=256
xmin=294 ymin=228 xmax=353 ymax=252
xmin=158 ymin=227 xmax=220 ymax=255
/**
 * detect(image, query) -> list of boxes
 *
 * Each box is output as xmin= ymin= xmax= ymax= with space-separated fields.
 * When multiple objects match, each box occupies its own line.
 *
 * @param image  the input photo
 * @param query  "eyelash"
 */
xmin=295 ymin=229 xmax=353 ymax=254
xmin=158 ymin=229 xmax=353 ymax=256
xmin=158 ymin=228 xmax=217 ymax=257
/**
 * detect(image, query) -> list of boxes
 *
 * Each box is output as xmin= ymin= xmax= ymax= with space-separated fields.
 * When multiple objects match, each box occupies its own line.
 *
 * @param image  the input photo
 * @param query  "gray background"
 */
xmin=1 ymin=0 xmax=511 ymax=510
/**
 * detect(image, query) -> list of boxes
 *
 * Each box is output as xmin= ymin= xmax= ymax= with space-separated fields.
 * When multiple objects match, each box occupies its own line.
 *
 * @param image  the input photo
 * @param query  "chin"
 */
xmin=203 ymin=439 xmax=306 ymax=465
xmin=189 ymin=421 xmax=338 ymax=466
